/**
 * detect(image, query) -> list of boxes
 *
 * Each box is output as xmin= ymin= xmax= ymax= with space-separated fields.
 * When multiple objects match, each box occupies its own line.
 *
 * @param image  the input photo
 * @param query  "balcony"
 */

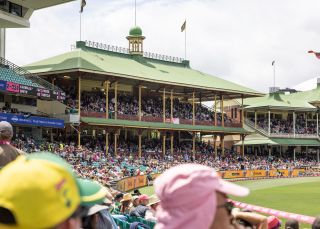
xmin=80 ymin=111 xmax=242 ymax=128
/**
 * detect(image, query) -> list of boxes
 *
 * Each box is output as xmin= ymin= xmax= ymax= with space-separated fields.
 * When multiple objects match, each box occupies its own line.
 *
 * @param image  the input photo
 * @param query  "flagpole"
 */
xmin=273 ymin=61 xmax=275 ymax=87
xmin=185 ymin=20 xmax=186 ymax=60
xmin=135 ymin=0 xmax=137 ymax=26
xmin=80 ymin=12 xmax=82 ymax=41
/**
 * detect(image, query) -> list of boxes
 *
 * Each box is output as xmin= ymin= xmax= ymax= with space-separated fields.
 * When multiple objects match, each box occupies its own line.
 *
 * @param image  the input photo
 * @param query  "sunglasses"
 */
xmin=217 ymin=201 xmax=234 ymax=215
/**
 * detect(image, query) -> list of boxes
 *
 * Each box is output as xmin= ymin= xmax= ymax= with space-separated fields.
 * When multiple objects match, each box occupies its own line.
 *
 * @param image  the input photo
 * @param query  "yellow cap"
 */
xmin=0 ymin=152 xmax=108 ymax=229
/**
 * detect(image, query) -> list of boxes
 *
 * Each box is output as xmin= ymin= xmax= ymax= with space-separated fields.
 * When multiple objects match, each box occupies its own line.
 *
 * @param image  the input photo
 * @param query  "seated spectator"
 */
xmin=267 ymin=216 xmax=281 ymax=229
xmin=0 ymin=121 xmax=24 ymax=168
xmin=313 ymin=216 xmax=320 ymax=229
xmin=145 ymin=195 xmax=160 ymax=221
xmin=0 ymin=152 xmax=108 ymax=229
xmin=129 ymin=195 xmax=140 ymax=215
xmin=154 ymin=164 xmax=268 ymax=229
xmin=285 ymin=219 xmax=299 ymax=229
xmin=119 ymin=193 xmax=132 ymax=214
xmin=130 ymin=194 xmax=149 ymax=218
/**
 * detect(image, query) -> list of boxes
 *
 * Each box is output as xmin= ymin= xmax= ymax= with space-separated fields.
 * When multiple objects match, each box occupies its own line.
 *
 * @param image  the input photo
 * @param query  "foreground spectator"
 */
xmin=267 ymin=216 xmax=281 ymax=229
xmin=82 ymin=205 xmax=118 ymax=229
xmin=285 ymin=219 xmax=299 ymax=229
xmin=0 ymin=121 xmax=24 ymax=168
xmin=154 ymin=164 xmax=268 ymax=229
xmin=313 ymin=217 xmax=320 ymax=229
xmin=120 ymin=193 xmax=132 ymax=214
xmin=0 ymin=152 xmax=108 ymax=229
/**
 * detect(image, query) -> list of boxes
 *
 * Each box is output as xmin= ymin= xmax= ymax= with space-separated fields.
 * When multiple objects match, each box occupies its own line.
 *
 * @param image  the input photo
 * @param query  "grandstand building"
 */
xmin=0 ymin=57 xmax=65 ymax=140
xmin=226 ymin=83 xmax=320 ymax=161
xmin=24 ymin=26 xmax=264 ymax=157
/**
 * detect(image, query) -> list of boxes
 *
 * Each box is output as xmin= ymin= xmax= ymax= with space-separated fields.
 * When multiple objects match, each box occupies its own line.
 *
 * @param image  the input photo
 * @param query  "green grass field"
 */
xmin=138 ymin=177 xmax=320 ymax=228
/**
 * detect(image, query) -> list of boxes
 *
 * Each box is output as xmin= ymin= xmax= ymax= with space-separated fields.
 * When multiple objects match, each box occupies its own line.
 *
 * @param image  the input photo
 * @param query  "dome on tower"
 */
xmin=129 ymin=26 xmax=143 ymax=36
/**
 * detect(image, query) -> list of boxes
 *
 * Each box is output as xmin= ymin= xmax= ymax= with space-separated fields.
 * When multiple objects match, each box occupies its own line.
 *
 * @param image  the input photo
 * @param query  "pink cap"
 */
xmin=154 ymin=164 xmax=249 ymax=229
xmin=268 ymin=216 xmax=281 ymax=229
xmin=139 ymin=194 xmax=149 ymax=201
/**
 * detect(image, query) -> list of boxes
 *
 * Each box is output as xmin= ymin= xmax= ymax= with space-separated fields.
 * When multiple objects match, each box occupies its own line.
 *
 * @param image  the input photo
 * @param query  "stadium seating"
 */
xmin=0 ymin=67 xmax=40 ymax=87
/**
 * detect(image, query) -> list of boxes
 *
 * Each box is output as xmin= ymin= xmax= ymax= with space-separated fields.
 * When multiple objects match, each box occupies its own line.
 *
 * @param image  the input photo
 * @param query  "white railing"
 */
xmin=245 ymin=118 xmax=319 ymax=139
xmin=245 ymin=118 xmax=269 ymax=136
xmin=84 ymin=40 xmax=185 ymax=64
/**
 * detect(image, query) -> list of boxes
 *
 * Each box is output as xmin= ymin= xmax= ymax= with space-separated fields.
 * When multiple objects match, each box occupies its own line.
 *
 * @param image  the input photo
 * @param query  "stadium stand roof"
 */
xmin=10 ymin=0 xmax=75 ymax=10
xmin=243 ymin=92 xmax=316 ymax=111
xmin=271 ymin=138 xmax=320 ymax=146
xmin=81 ymin=117 xmax=252 ymax=135
xmin=288 ymin=84 xmax=320 ymax=104
xmin=24 ymin=41 xmax=263 ymax=99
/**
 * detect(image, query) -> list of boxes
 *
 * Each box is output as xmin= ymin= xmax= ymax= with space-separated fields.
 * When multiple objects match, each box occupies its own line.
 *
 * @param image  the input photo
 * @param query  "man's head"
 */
xmin=0 ymin=121 xmax=13 ymax=141
xmin=312 ymin=217 xmax=320 ymax=229
xmin=0 ymin=152 xmax=108 ymax=229
xmin=285 ymin=219 xmax=299 ymax=229
xmin=132 ymin=196 xmax=140 ymax=207
xmin=139 ymin=194 xmax=149 ymax=206
xmin=114 ymin=193 xmax=123 ymax=203
xmin=268 ymin=216 xmax=281 ymax=229
xmin=154 ymin=164 xmax=249 ymax=229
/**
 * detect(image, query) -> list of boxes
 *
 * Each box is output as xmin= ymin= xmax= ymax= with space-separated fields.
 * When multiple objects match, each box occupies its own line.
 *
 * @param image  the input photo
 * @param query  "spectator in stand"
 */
xmin=130 ymin=194 xmax=149 ymax=218
xmin=285 ymin=219 xmax=299 ymax=229
xmin=0 ymin=121 xmax=24 ymax=168
xmin=267 ymin=216 xmax=281 ymax=229
xmin=0 ymin=152 xmax=108 ymax=229
xmin=119 ymin=193 xmax=132 ymax=214
xmin=154 ymin=164 xmax=268 ymax=229
xmin=312 ymin=217 xmax=320 ymax=229
xmin=129 ymin=196 xmax=140 ymax=215
xmin=145 ymin=195 xmax=160 ymax=221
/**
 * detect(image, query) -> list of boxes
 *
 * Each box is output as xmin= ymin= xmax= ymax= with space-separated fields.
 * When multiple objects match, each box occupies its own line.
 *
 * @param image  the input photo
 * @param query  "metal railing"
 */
xmin=84 ymin=40 xmax=185 ymax=64
xmin=0 ymin=57 xmax=63 ymax=92
xmin=245 ymin=118 xmax=269 ymax=136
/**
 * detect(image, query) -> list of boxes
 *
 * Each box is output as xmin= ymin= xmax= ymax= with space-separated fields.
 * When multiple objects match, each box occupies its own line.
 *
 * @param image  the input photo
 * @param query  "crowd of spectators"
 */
xmin=67 ymin=90 xmax=232 ymax=123
xmin=252 ymin=114 xmax=318 ymax=135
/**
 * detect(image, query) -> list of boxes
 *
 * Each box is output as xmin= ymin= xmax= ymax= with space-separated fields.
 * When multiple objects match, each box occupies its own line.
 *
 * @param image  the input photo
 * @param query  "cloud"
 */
xmin=6 ymin=0 xmax=320 ymax=92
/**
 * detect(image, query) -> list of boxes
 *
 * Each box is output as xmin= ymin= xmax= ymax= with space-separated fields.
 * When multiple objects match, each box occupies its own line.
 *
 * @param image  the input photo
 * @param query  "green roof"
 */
xmin=129 ymin=26 xmax=143 ymax=36
xmin=271 ymin=138 xmax=320 ymax=146
xmin=234 ymin=138 xmax=278 ymax=146
xmin=244 ymin=92 xmax=316 ymax=111
xmin=24 ymin=41 xmax=262 ymax=97
xmin=288 ymin=85 xmax=320 ymax=104
xmin=81 ymin=117 xmax=252 ymax=134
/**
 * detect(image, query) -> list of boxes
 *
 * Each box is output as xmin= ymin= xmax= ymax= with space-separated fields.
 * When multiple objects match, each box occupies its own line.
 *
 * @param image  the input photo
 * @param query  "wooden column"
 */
xmin=214 ymin=135 xmax=218 ymax=157
xmin=221 ymin=94 xmax=224 ymax=127
xmin=221 ymin=134 xmax=225 ymax=156
xmin=77 ymin=75 xmax=81 ymax=147
xmin=170 ymin=89 xmax=173 ymax=121
xmin=138 ymin=133 xmax=142 ymax=158
xmin=241 ymin=95 xmax=244 ymax=128
xmin=192 ymin=132 xmax=196 ymax=159
xmin=162 ymin=132 xmax=166 ymax=157
xmin=103 ymin=81 xmax=109 ymax=119
xmin=114 ymin=82 xmax=118 ymax=120
xmin=163 ymin=88 xmax=166 ymax=123
xmin=114 ymin=131 xmax=118 ymax=156
xmin=192 ymin=92 xmax=195 ymax=125
xmin=170 ymin=131 xmax=174 ymax=155
xmin=241 ymin=134 xmax=245 ymax=157
xmin=268 ymin=110 xmax=271 ymax=136
xmin=214 ymin=94 xmax=217 ymax=126
xmin=139 ymin=85 xmax=142 ymax=121
xmin=105 ymin=131 xmax=109 ymax=156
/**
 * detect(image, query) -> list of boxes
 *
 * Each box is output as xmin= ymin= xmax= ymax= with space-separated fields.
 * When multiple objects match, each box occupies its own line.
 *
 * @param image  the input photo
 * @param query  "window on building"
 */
xmin=9 ymin=2 xmax=22 ymax=17
xmin=235 ymin=108 xmax=238 ymax=118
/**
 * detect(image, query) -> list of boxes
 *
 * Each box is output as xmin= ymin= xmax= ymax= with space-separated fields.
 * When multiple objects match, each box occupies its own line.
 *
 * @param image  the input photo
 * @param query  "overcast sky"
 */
xmin=6 ymin=0 xmax=320 ymax=93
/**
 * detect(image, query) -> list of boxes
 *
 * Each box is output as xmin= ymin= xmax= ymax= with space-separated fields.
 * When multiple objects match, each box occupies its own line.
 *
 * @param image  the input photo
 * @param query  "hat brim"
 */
xmin=77 ymin=178 xmax=109 ymax=205
xmin=216 ymin=179 xmax=250 ymax=197
xmin=87 ymin=205 xmax=108 ymax=216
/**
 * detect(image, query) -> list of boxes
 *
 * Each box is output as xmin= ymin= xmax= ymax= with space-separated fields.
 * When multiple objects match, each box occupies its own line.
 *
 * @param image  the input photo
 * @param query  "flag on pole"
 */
xmin=308 ymin=50 xmax=320 ymax=59
xmin=80 ymin=0 xmax=86 ymax=13
xmin=181 ymin=20 xmax=186 ymax=32
xmin=272 ymin=60 xmax=275 ymax=66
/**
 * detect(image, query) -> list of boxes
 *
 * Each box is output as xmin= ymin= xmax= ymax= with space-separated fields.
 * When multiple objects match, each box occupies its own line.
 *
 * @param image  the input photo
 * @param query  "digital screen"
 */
xmin=6 ymin=82 xmax=19 ymax=93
